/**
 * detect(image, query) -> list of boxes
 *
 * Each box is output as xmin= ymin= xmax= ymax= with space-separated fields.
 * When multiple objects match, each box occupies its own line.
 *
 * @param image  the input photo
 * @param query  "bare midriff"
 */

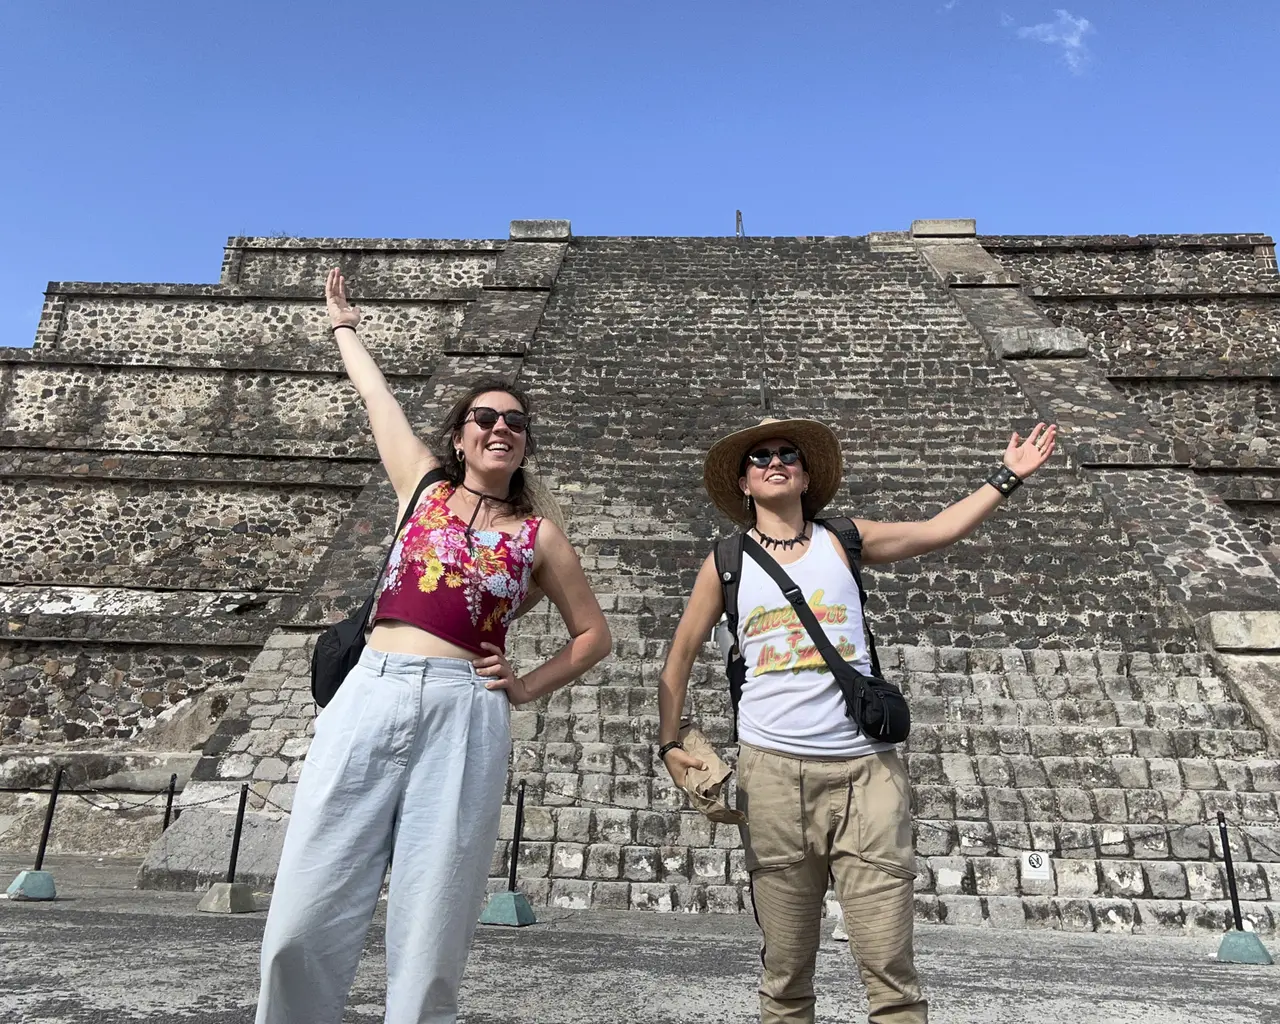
xmin=367 ymin=619 xmax=478 ymax=660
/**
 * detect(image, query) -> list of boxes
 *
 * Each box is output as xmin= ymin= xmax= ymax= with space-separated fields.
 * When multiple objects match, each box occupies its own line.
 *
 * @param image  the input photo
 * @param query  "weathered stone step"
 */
xmin=917 ymin=853 xmax=1279 ymax=903
xmin=510 ymin=686 xmax=1250 ymax=734
xmin=913 ymin=818 xmax=1280 ymax=861
xmin=505 ymin=642 xmax=1223 ymax=689
xmin=506 ymin=708 xmax=1264 ymax=751
xmin=912 ymin=893 xmax=1279 ymax=934
xmin=499 ymin=670 xmax=1228 ymax=711
xmin=911 ymin=783 xmax=1280 ymax=823
xmin=902 ymin=674 xmax=1227 ymax=703
xmin=909 ymin=695 xmax=1249 ymax=728
xmin=481 ymin=857 xmax=1280 ymax=933
xmin=489 ymin=800 xmax=1280 ymax=866
xmin=904 ymin=725 xmax=1266 ymax=759
xmin=908 ymin=753 xmax=1280 ymax=791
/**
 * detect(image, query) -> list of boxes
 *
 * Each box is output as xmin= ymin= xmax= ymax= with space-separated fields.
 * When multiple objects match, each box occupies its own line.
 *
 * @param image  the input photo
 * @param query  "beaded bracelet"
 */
xmin=986 ymin=465 xmax=1023 ymax=497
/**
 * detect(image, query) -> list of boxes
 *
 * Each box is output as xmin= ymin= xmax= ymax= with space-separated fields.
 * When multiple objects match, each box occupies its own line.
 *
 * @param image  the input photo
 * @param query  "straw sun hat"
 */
xmin=702 ymin=417 xmax=844 ymax=525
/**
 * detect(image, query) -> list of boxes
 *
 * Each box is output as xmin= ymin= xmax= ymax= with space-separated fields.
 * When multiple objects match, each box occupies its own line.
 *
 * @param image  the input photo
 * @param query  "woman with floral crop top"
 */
xmin=256 ymin=270 xmax=612 ymax=1024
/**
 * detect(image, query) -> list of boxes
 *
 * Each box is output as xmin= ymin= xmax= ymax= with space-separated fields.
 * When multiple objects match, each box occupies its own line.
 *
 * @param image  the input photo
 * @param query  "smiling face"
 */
xmin=454 ymin=390 xmax=529 ymax=476
xmin=739 ymin=435 xmax=810 ymax=507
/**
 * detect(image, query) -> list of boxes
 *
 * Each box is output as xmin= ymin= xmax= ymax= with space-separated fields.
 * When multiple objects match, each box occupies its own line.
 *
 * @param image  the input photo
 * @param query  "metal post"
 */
xmin=227 ymin=784 xmax=249 ymax=884
xmin=1217 ymin=810 xmax=1245 ymax=931
xmin=33 ymin=766 xmax=64 ymax=872
xmin=507 ymin=780 xmax=526 ymax=892
xmin=163 ymin=773 xmax=178 ymax=831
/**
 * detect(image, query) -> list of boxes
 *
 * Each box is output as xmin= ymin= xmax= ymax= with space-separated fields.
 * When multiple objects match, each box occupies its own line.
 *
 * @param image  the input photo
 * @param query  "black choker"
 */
xmin=754 ymin=524 xmax=810 ymax=551
xmin=461 ymin=483 xmax=513 ymax=504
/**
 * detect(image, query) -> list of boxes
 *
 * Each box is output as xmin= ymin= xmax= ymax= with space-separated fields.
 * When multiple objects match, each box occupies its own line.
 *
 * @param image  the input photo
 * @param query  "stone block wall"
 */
xmin=0 ymin=234 xmax=541 ymax=753
xmin=0 ymin=478 xmax=356 ymax=591
xmin=224 ymin=237 xmax=500 ymax=293
xmin=983 ymin=234 xmax=1276 ymax=294
xmin=2 ymin=641 xmax=253 ymax=743
xmin=8 ymin=221 xmax=1280 ymax=934
xmin=984 ymin=233 xmax=1280 ymax=592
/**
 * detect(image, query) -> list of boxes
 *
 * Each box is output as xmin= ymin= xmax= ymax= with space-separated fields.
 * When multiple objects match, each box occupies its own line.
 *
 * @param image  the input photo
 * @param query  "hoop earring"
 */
xmin=520 ymin=456 xmax=528 ymax=468
xmin=455 ymin=448 xmax=464 ymax=462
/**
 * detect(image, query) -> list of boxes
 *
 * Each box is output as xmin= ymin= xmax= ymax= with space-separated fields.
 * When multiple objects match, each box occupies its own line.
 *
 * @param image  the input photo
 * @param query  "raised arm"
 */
xmin=657 ymin=553 xmax=726 ymax=783
xmin=856 ymin=423 xmax=1057 ymax=565
xmin=326 ymin=269 xmax=438 ymax=502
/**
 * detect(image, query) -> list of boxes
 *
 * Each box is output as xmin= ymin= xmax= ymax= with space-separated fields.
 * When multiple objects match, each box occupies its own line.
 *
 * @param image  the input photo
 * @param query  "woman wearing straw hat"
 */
xmin=658 ymin=414 xmax=1055 ymax=1024
xmin=256 ymin=270 xmax=612 ymax=1024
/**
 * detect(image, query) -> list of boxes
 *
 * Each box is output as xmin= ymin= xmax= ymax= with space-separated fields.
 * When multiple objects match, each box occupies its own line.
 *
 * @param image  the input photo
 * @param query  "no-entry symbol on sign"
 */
xmin=1021 ymin=850 xmax=1052 ymax=881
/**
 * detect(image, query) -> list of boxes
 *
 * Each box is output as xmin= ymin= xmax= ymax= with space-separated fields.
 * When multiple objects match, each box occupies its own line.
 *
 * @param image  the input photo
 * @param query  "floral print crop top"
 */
xmin=372 ymin=480 xmax=541 ymax=654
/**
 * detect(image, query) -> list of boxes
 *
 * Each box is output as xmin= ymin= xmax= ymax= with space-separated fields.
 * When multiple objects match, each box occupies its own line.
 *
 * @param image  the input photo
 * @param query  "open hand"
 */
xmin=1003 ymin=422 xmax=1057 ymax=479
xmin=475 ymin=642 xmax=536 ymax=705
xmin=325 ymin=268 xmax=361 ymax=330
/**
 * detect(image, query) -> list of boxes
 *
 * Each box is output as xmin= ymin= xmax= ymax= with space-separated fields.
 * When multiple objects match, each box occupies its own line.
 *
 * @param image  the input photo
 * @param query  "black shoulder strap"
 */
xmin=815 ymin=516 xmax=882 ymax=677
xmin=713 ymin=533 xmax=746 ymax=644
xmin=713 ymin=532 xmax=748 ymax=738
xmin=358 ymin=467 xmax=446 ymax=628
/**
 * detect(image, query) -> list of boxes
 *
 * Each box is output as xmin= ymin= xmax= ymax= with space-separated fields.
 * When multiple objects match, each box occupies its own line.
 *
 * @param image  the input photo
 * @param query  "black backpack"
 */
xmin=713 ymin=517 xmax=910 ymax=744
xmin=310 ymin=468 xmax=445 ymax=707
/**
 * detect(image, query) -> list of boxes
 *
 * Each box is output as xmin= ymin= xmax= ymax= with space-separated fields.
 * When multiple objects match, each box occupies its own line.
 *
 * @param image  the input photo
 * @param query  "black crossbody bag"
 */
xmin=742 ymin=535 xmax=911 ymax=744
xmin=310 ymin=468 xmax=444 ymax=707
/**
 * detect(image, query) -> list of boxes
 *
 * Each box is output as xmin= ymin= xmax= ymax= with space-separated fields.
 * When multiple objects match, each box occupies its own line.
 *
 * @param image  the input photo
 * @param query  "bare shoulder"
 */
xmin=532 ymin=517 xmax=576 ymax=565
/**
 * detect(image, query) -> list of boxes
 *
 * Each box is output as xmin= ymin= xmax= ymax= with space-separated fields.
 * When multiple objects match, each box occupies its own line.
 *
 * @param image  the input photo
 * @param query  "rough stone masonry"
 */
xmin=3 ymin=219 xmax=1280 ymax=934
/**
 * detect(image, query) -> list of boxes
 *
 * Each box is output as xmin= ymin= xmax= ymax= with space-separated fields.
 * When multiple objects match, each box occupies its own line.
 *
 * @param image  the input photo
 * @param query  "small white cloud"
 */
xmin=1017 ymin=9 xmax=1094 ymax=73
xmin=942 ymin=0 xmax=959 ymax=10
xmin=1000 ymin=12 xmax=1014 ymax=27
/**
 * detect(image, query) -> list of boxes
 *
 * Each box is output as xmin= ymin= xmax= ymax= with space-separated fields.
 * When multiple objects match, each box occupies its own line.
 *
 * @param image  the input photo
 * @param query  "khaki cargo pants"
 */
xmin=736 ymin=743 xmax=927 ymax=1024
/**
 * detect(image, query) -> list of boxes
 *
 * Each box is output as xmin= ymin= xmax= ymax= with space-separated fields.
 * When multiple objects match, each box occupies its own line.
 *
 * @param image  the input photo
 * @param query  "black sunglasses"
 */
xmin=744 ymin=446 xmax=805 ymax=470
xmin=466 ymin=407 xmax=530 ymax=433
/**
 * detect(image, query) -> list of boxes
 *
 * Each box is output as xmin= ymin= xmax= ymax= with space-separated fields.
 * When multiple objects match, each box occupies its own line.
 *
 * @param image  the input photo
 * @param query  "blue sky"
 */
xmin=2 ymin=1 xmax=1277 ymax=346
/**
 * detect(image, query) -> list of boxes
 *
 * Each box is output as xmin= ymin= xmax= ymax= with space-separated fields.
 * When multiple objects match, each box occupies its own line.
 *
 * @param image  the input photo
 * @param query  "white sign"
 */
xmin=1021 ymin=850 xmax=1053 ymax=882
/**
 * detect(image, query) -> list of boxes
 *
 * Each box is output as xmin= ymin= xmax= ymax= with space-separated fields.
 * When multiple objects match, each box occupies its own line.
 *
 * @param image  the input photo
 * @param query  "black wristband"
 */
xmin=986 ymin=465 xmax=1023 ymax=497
xmin=657 ymin=740 xmax=684 ymax=759
xmin=330 ymin=323 xmax=357 ymax=334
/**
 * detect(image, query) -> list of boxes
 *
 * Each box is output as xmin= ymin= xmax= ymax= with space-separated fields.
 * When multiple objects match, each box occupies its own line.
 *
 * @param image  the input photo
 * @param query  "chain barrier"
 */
xmin=68 ymin=790 xmax=166 ymax=811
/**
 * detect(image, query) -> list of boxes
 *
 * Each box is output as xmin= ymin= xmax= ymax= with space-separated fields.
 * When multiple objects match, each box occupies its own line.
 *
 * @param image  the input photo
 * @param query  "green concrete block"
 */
xmin=6 ymin=870 xmax=56 ymax=901
xmin=1218 ymin=930 xmax=1274 ymax=966
xmin=196 ymin=881 xmax=257 ymax=914
xmin=480 ymin=890 xmax=536 ymax=927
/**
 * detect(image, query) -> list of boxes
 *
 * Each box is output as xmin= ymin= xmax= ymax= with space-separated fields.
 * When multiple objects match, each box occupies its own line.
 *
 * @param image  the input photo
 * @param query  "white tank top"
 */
xmin=735 ymin=523 xmax=896 ymax=758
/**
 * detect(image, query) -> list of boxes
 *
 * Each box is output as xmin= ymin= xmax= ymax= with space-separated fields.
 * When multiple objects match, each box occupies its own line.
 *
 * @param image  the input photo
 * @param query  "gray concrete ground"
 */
xmin=1 ymin=855 xmax=1276 ymax=1024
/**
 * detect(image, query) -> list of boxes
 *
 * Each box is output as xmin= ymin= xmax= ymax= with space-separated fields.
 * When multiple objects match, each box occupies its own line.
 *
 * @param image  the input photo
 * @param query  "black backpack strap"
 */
xmin=357 ymin=467 xmax=446 ymax=629
xmin=815 ymin=516 xmax=882 ymax=678
xmin=714 ymin=533 xmax=745 ymax=644
xmin=713 ymin=533 xmax=747 ymax=735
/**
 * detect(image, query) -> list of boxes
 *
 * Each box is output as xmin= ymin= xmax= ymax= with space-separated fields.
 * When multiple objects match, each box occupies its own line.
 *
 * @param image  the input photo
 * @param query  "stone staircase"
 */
xmin=489 ymin=634 xmax=1280 ymax=931
xmin=479 ymin=229 xmax=1280 ymax=932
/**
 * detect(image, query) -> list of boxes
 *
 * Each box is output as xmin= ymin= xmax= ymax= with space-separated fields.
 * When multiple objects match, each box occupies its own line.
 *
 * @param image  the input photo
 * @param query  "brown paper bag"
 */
xmin=676 ymin=725 xmax=747 ymax=825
